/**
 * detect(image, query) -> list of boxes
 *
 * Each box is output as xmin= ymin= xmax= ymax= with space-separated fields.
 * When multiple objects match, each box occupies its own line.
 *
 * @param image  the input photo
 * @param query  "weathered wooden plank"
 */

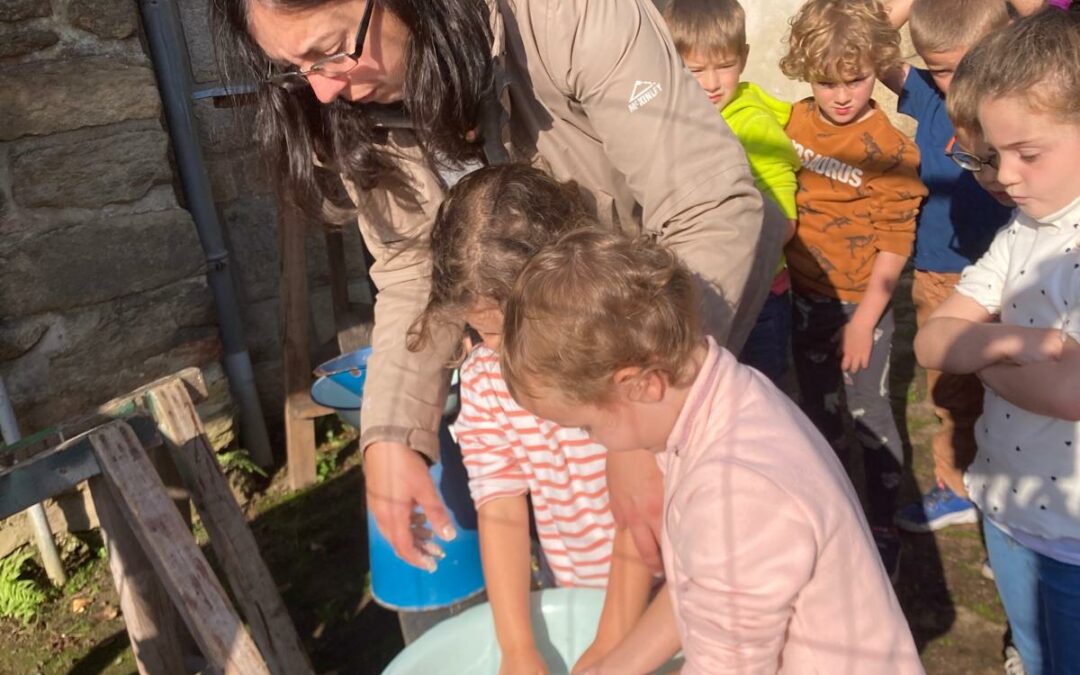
xmin=87 ymin=474 xmax=190 ymax=675
xmin=88 ymin=422 xmax=271 ymax=675
xmin=279 ymin=196 xmax=317 ymax=489
xmin=0 ymin=415 xmax=160 ymax=520
xmin=147 ymin=380 xmax=315 ymax=675
xmin=0 ymin=369 xmax=205 ymax=470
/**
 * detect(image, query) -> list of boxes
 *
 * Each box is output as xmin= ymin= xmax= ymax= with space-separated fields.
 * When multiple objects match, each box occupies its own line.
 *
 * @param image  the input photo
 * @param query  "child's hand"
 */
xmin=838 ymin=317 xmax=875 ymax=374
xmin=499 ymin=646 xmax=549 ymax=675
xmin=572 ymin=633 xmax=621 ymax=674
xmin=996 ymin=328 xmax=1065 ymax=366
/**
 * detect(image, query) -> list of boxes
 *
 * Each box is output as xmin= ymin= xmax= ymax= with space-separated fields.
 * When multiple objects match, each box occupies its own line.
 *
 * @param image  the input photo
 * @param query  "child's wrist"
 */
xmin=499 ymin=632 xmax=539 ymax=656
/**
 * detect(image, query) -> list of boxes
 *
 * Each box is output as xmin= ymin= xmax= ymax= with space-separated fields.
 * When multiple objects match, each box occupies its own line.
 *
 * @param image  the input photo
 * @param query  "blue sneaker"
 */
xmin=894 ymin=483 xmax=978 ymax=533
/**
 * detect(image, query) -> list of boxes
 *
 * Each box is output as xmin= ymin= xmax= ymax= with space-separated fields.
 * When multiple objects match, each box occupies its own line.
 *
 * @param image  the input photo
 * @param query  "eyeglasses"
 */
xmin=267 ymin=0 xmax=375 ymax=91
xmin=945 ymin=135 xmax=999 ymax=173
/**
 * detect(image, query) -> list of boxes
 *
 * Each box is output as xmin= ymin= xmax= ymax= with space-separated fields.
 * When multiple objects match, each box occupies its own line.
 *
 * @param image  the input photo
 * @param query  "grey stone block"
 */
xmin=0 ymin=57 xmax=160 ymax=141
xmin=178 ymin=0 xmax=220 ymax=84
xmin=12 ymin=127 xmax=172 ymax=208
xmin=0 ymin=26 xmax=58 ymax=58
xmin=67 ymin=0 xmax=138 ymax=39
xmin=0 ymin=208 xmax=205 ymax=317
xmin=0 ymin=0 xmax=51 ymax=22
xmin=0 ymin=276 xmax=218 ymax=431
xmin=219 ymin=195 xmax=280 ymax=303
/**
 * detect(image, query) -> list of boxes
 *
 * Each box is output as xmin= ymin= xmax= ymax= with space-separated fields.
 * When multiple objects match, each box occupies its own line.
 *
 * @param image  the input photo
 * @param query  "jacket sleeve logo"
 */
xmin=628 ymin=80 xmax=663 ymax=113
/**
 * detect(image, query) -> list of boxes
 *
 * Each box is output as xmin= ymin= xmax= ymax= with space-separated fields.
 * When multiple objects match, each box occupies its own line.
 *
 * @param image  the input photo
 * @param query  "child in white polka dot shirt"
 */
xmin=913 ymin=11 xmax=1080 ymax=673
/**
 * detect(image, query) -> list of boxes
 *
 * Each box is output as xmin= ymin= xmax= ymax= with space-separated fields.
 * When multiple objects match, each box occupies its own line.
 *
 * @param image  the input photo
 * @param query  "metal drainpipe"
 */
xmin=137 ymin=0 xmax=273 ymax=467
xmin=0 ymin=377 xmax=67 ymax=587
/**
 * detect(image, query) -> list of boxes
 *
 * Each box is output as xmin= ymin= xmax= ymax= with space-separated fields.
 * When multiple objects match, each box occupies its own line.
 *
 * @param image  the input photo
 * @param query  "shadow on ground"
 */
xmin=245 ymin=462 xmax=403 ymax=674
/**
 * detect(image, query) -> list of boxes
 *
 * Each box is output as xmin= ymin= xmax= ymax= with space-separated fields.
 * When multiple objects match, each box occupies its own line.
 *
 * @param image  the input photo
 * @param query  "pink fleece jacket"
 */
xmin=657 ymin=338 xmax=923 ymax=674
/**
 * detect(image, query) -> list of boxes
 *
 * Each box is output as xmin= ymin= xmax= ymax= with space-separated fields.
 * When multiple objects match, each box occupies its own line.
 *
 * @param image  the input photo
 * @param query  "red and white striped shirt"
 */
xmin=453 ymin=346 xmax=615 ymax=588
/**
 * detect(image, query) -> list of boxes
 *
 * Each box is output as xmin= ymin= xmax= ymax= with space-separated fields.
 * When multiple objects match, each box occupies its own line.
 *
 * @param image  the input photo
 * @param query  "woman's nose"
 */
xmin=308 ymin=73 xmax=350 ymax=104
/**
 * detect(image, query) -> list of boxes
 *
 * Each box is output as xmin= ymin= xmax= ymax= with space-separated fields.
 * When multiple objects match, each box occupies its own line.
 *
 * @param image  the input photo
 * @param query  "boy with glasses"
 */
xmin=880 ymin=0 xmax=1015 ymax=534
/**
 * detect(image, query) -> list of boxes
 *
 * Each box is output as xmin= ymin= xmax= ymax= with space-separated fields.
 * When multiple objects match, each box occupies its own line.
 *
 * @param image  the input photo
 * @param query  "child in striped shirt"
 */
xmin=409 ymin=165 xmax=653 ymax=674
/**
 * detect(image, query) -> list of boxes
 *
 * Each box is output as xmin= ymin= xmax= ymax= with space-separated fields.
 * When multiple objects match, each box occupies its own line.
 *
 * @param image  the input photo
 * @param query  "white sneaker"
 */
xmin=1003 ymin=645 xmax=1025 ymax=675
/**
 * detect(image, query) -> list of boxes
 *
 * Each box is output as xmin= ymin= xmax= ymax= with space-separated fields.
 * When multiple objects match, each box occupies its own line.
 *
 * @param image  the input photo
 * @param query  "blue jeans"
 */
xmin=984 ymin=519 xmax=1080 ymax=674
xmin=738 ymin=291 xmax=791 ymax=385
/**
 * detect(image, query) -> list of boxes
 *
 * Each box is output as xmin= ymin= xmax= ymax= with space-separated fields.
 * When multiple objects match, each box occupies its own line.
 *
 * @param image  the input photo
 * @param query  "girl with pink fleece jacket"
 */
xmin=500 ymin=229 xmax=923 ymax=674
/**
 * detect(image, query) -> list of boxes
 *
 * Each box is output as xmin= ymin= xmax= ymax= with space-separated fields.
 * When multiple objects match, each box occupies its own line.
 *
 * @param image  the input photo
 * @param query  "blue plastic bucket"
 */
xmin=312 ymin=346 xmax=460 ymax=427
xmin=382 ymin=588 xmax=683 ymax=674
xmin=312 ymin=348 xmax=484 ymax=611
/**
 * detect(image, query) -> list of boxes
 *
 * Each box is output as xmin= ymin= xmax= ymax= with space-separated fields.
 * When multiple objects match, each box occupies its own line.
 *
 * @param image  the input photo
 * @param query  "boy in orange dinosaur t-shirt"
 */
xmin=780 ymin=0 xmax=927 ymax=582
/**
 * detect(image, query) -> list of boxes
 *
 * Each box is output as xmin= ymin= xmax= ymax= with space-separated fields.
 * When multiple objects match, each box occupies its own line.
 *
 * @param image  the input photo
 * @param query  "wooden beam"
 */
xmin=87 ymin=474 xmax=190 ymax=675
xmin=279 ymin=197 xmax=317 ymax=489
xmin=88 ymin=421 xmax=271 ymax=675
xmin=1 ymin=368 xmax=205 ymax=471
xmin=147 ymin=380 xmax=314 ymax=675
xmin=0 ymin=415 xmax=160 ymax=520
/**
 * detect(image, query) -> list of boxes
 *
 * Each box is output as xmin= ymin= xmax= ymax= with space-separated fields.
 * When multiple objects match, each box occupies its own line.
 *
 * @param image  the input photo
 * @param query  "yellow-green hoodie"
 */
xmin=721 ymin=82 xmax=799 ymax=220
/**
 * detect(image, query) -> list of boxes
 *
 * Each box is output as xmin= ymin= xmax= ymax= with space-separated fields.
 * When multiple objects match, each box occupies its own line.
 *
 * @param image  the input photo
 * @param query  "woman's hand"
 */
xmin=605 ymin=450 xmax=665 ymax=573
xmin=364 ymin=441 xmax=455 ymax=571
xmin=499 ymin=646 xmax=549 ymax=675
xmin=839 ymin=317 xmax=875 ymax=374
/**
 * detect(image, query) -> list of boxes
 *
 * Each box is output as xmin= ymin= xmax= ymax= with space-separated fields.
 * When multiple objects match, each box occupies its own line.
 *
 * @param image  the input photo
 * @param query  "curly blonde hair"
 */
xmin=501 ymin=229 xmax=703 ymax=406
xmin=780 ymin=0 xmax=901 ymax=82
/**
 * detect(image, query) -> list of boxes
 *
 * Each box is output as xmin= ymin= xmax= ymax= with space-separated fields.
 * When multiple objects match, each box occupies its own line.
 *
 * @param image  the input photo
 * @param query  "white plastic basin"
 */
xmin=382 ymin=588 xmax=682 ymax=674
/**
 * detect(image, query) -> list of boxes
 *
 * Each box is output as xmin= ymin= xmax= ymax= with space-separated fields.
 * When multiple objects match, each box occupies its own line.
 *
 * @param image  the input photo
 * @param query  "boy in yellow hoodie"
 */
xmin=664 ymin=0 xmax=800 ymax=385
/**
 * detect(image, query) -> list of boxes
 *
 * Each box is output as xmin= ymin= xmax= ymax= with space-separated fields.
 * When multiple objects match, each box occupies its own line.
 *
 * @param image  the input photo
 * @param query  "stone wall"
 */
xmin=0 ymin=0 xmax=233 ymax=555
xmin=0 ymin=0 xmax=231 ymax=433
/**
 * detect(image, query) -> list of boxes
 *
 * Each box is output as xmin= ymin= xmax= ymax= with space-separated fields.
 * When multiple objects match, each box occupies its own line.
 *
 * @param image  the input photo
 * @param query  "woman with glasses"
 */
xmin=213 ymin=0 xmax=785 ymax=579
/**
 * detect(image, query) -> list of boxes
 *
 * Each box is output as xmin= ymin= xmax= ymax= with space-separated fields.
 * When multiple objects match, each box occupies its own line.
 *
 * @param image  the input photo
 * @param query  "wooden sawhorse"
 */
xmin=0 ymin=369 xmax=313 ymax=675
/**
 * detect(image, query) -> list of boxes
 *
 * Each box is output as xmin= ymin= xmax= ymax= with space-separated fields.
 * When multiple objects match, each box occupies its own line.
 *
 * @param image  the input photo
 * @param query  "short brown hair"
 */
xmin=945 ymin=37 xmax=992 ymax=135
xmin=956 ymin=9 xmax=1080 ymax=128
xmin=663 ymin=0 xmax=747 ymax=59
xmin=780 ymin=0 xmax=901 ymax=82
xmin=407 ymin=164 xmax=592 ymax=354
xmin=909 ymin=0 xmax=1009 ymax=55
xmin=501 ymin=229 xmax=703 ymax=405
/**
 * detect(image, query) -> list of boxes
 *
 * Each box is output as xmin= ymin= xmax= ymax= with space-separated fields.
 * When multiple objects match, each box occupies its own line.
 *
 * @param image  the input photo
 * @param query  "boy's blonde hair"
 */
xmin=501 ymin=229 xmax=702 ymax=406
xmin=780 ymin=0 xmax=901 ymax=82
xmin=954 ymin=9 xmax=1080 ymax=127
xmin=663 ymin=0 xmax=747 ymax=59
xmin=908 ymin=0 xmax=1009 ymax=55
xmin=407 ymin=164 xmax=592 ymax=354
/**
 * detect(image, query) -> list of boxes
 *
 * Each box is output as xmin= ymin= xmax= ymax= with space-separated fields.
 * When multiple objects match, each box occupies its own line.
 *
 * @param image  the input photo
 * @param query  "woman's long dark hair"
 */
xmin=212 ymin=0 xmax=493 ymax=223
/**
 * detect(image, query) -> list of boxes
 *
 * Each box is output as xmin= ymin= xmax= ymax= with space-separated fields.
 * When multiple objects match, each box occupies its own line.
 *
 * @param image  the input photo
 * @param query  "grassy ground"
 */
xmin=0 ymin=273 xmax=1010 ymax=674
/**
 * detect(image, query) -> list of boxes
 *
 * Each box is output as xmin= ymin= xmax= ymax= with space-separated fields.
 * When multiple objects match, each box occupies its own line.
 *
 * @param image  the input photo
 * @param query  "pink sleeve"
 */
xmin=452 ymin=360 xmax=529 ymax=508
xmin=675 ymin=462 xmax=817 ymax=674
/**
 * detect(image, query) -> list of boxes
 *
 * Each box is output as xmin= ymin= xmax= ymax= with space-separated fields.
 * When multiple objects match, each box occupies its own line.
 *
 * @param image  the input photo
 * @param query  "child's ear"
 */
xmin=613 ymin=367 xmax=665 ymax=404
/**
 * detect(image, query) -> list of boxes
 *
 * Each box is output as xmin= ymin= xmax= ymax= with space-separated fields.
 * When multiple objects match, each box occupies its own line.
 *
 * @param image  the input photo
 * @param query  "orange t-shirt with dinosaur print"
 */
xmin=784 ymin=99 xmax=926 ymax=302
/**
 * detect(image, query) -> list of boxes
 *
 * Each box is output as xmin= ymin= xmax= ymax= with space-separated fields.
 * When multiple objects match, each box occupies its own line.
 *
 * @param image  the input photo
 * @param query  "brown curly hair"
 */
xmin=780 ymin=0 xmax=901 ymax=82
xmin=407 ymin=164 xmax=593 ymax=355
xmin=501 ymin=229 xmax=703 ymax=406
